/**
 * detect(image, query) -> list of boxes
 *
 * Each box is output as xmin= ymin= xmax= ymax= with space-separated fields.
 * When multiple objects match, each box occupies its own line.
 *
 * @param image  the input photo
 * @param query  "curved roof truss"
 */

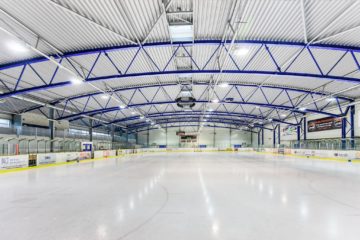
xmin=1 ymin=40 xmax=360 ymax=101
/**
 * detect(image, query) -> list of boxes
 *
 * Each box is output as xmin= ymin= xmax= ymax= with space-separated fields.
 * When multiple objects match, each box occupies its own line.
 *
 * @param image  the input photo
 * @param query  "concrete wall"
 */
xmin=137 ymin=127 xmax=252 ymax=148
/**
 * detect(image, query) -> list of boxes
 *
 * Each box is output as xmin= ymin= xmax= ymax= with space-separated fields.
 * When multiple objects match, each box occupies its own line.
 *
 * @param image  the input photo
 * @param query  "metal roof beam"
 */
xmin=56 ymin=99 xmax=340 ymax=122
xmin=90 ymin=111 xmax=296 ymax=128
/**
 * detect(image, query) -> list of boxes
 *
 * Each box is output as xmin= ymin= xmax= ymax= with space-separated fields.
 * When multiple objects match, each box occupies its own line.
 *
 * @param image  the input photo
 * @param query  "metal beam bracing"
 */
xmin=90 ymin=111 xmax=297 ymax=128
xmin=1 ymin=40 xmax=360 ymax=100
xmin=24 ymin=82 xmax=352 ymax=111
xmin=125 ymin=118 xmax=273 ymax=132
xmin=131 ymin=124 xmax=256 ymax=134
xmin=21 ymin=82 xmax=353 ymax=128
xmin=55 ymin=99 xmax=341 ymax=122
xmin=115 ymin=116 xmax=271 ymax=131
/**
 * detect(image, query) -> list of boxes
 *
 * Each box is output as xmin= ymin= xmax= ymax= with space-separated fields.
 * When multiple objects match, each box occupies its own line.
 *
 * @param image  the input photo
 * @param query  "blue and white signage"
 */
xmin=81 ymin=142 xmax=93 ymax=152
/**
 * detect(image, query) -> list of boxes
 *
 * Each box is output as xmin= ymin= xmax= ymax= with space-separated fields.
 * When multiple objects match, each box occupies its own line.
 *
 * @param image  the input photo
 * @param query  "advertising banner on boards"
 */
xmin=0 ymin=155 xmax=28 ymax=169
xmin=37 ymin=153 xmax=56 ymax=165
xmin=308 ymin=117 xmax=342 ymax=132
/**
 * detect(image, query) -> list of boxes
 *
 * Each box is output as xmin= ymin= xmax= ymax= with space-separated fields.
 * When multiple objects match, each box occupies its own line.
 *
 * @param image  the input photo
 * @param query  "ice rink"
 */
xmin=1 ymin=152 xmax=360 ymax=240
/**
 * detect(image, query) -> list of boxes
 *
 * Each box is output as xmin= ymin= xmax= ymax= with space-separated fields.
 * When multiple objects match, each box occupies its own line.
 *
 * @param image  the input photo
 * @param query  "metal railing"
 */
xmin=255 ymin=138 xmax=360 ymax=151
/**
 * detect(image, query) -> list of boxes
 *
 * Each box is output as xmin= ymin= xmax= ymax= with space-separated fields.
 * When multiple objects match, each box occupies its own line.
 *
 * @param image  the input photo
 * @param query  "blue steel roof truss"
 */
xmin=0 ymin=40 xmax=358 ymax=131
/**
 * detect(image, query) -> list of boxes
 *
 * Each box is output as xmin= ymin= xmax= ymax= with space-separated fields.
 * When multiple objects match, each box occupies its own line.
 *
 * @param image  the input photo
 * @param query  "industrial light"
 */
xmin=268 ymin=118 xmax=273 ymax=122
xmin=146 ymin=118 xmax=150 ymax=122
xmin=299 ymin=107 xmax=307 ymax=111
xmin=255 ymin=106 xmax=260 ymax=109
xmin=204 ymin=119 xmax=208 ymax=122
xmin=219 ymin=83 xmax=229 ymax=88
xmin=119 ymin=104 xmax=126 ymax=109
xmin=151 ymin=122 xmax=155 ymax=125
xmin=211 ymin=99 xmax=219 ymax=103
xmin=234 ymin=46 xmax=249 ymax=56
xmin=6 ymin=40 xmax=29 ymax=53
xmin=71 ymin=76 xmax=83 ymax=85
xmin=281 ymin=114 xmax=287 ymax=117
xmin=258 ymin=121 xmax=263 ymax=124
xmin=169 ymin=25 xmax=193 ymax=42
xmin=326 ymin=97 xmax=336 ymax=102
xmin=140 ymin=116 xmax=144 ymax=119
xmin=131 ymin=111 xmax=136 ymax=115
xmin=207 ymin=108 xmax=214 ymax=112
xmin=101 ymin=94 xmax=109 ymax=100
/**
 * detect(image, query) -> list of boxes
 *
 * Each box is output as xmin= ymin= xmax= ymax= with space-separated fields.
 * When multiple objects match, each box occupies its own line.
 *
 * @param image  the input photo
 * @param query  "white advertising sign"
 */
xmin=37 ymin=153 xmax=57 ymax=165
xmin=0 ymin=155 xmax=28 ymax=169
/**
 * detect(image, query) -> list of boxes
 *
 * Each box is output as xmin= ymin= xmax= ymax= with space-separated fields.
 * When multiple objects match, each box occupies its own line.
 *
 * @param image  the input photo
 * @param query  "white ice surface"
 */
xmin=0 ymin=152 xmax=359 ymax=240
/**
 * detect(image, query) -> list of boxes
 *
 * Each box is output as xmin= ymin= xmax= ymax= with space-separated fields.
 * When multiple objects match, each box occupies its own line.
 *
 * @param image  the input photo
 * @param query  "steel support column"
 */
xmin=135 ymin=130 xmax=138 ymax=145
xmin=251 ymin=130 xmax=253 ymax=146
xmin=341 ymin=117 xmax=347 ymax=150
xmin=350 ymin=105 xmax=355 ymax=149
xmin=49 ymin=108 xmax=55 ymax=152
xmin=89 ymin=119 xmax=93 ymax=142
xmin=273 ymin=127 xmax=276 ymax=148
xmin=110 ymin=125 xmax=115 ymax=149
xmin=296 ymin=124 xmax=301 ymax=148
xmin=277 ymin=125 xmax=280 ymax=146
xmin=303 ymin=117 xmax=307 ymax=141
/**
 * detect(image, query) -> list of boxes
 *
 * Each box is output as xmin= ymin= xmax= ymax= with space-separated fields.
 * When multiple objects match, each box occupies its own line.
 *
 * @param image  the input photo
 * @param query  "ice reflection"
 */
xmin=212 ymin=222 xmax=219 ymax=235
xmin=300 ymin=202 xmax=308 ymax=218
xmin=198 ymin=168 xmax=220 ymax=236
xmin=96 ymin=225 xmax=107 ymax=238
xmin=268 ymin=186 xmax=273 ymax=197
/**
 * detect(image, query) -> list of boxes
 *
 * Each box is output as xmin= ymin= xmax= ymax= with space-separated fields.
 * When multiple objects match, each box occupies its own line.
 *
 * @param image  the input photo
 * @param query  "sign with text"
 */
xmin=308 ymin=117 xmax=342 ymax=132
xmin=81 ymin=142 xmax=93 ymax=152
xmin=0 ymin=155 xmax=28 ymax=169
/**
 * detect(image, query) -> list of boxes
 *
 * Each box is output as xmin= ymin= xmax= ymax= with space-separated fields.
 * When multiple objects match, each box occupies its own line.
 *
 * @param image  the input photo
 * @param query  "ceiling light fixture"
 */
xmin=219 ymin=83 xmax=229 ymax=88
xmin=6 ymin=40 xmax=29 ymax=54
xmin=101 ymin=94 xmax=109 ymax=100
xmin=234 ymin=47 xmax=249 ymax=56
xmin=326 ymin=97 xmax=336 ymax=102
xmin=70 ymin=77 xmax=83 ymax=85
xmin=119 ymin=104 xmax=126 ymax=109
xmin=299 ymin=107 xmax=307 ymax=112
xmin=212 ymin=99 xmax=219 ymax=103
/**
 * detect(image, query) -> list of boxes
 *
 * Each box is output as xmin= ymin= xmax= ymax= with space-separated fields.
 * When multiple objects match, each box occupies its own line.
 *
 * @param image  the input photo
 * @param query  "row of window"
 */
xmin=68 ymin=128 xmax=110 ymax=137
xmin=0 ymin=119 xmax=112 ymax=137
xmin=0 ymin=119 xmax=10 ymax=128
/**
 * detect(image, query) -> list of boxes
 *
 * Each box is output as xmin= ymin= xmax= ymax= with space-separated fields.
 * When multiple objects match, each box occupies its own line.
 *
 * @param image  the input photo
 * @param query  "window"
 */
xmin=0 ymin=119 xmax=10 ymax=128
xmin=69 ymin=128 xmax=88 ymax=135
